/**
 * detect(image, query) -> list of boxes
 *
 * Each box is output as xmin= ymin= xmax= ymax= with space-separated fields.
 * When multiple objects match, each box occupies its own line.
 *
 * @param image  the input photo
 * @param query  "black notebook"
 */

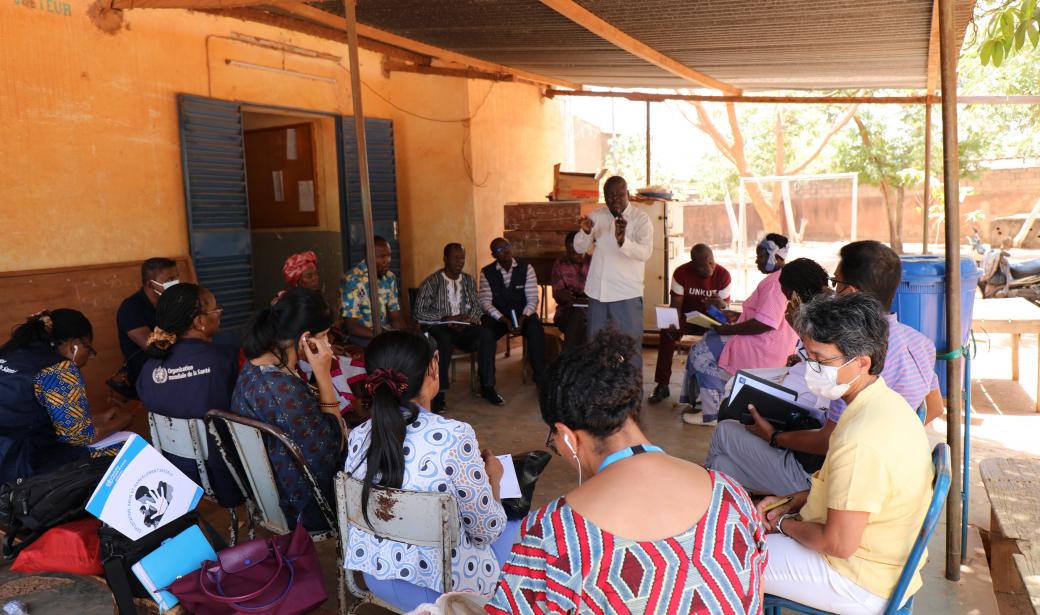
xmin=719 ymin=370 xmax=822 ymax=431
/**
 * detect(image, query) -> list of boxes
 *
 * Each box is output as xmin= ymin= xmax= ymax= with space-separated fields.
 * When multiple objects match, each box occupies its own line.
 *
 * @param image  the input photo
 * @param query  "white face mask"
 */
xmin=804 ymin=357 xmax=860 ymax=401
xmin=150 ymin=279 xmax=180 ymax=294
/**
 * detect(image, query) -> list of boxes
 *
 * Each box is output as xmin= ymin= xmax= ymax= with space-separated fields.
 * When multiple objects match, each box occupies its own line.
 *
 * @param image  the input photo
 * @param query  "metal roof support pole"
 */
xmin=343 ymin=0 xmax=381 ymax=335
xmin=645 ymin=101 xmax=651 ymax=187
xmin=939 ymin=0 xmax=962 ymax=580
xmin=923 ymin=103 xmax=933 ymax=255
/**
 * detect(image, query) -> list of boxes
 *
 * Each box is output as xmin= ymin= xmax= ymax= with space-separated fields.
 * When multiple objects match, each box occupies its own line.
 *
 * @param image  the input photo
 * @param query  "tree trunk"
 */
xmin=893 ymin=186 xmax=905 ymax=254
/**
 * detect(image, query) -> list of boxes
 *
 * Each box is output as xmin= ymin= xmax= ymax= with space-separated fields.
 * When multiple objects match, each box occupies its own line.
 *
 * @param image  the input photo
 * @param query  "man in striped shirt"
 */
xmin=705 ymin=240 xmax=943 ymax=496
xmin=478 ymin=238 xmax=546 ymax=403
xmin=414 ymin=243 xmax=496 ymax=414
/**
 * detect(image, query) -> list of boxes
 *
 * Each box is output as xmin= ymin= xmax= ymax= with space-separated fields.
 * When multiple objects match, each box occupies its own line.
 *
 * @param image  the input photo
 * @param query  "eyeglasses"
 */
xmin=828 ymin=276 xmax=854 ymax=291
xmin=203 ymin=305 xmax=224 ymax=314
xmin=84 ymin=341 xmax=98 ymax=358
xmin=545 ymin=426 xmax=560 ymax=456
xmin=798 ymin=347 xmax=846 ymax=373
xmin=491 ymin=243 xmax=512 ymax=255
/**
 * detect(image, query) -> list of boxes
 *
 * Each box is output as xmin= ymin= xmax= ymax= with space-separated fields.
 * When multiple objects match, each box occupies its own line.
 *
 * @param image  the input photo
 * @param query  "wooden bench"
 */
xmin=980 ymin=457 xmax=1040 ymax=612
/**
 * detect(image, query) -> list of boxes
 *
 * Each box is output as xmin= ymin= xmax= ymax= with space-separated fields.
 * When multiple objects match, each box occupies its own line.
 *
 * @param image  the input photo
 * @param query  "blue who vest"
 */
xmin=0 ymin=344 xmax=87 ymax=482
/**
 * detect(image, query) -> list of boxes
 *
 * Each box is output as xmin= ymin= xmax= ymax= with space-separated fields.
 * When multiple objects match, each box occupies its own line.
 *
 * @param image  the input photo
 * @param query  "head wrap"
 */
xmin=282 ymin=251 xmax=318 ymax=286
xmin=758 ymin=238 xmax=790 ymax=273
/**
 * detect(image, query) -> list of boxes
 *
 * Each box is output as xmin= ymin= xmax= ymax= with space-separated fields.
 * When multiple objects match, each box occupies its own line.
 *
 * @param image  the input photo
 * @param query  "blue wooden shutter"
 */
xmin=336 ymin=117 xmax=401 ymax=282
xmin=177 ymin=95 xmax=254 ymax=336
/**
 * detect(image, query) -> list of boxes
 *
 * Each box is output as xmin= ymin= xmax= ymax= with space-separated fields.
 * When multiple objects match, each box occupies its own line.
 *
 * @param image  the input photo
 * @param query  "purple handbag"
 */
xmin=168 ymin=522 xmax=327 ymax=615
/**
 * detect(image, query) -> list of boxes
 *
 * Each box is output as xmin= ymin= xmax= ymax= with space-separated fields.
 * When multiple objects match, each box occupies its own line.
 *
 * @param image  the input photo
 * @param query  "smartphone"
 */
xmin=761 ymin=496 xmax=793 ymax=514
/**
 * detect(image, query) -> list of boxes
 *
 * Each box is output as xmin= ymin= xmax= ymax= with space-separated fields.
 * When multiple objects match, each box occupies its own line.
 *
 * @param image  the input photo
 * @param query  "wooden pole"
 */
xmin=343 ymin=0 xmax=381 ymax=335
xmin=645 ymin=101 xmax=651 ymax=187
xmin=923 ymin=103 xmax=932 ymax=255
xmin=939 ymin=0 xmax=962 ymax=580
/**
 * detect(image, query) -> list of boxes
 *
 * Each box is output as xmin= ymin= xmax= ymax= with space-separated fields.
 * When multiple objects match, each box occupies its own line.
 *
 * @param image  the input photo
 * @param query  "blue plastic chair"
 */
xmin=763 ymin=443 xmax=952 ymax=615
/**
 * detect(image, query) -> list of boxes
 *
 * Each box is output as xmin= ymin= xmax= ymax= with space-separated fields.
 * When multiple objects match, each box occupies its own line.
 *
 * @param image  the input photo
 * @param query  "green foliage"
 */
xmin=978 ymin=0 xmax=1040 ymax=67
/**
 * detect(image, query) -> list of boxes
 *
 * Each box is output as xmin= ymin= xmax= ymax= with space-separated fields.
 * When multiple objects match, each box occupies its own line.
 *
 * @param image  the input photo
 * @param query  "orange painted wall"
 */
xmin=0 ymin=0 xmax=566 ymax=290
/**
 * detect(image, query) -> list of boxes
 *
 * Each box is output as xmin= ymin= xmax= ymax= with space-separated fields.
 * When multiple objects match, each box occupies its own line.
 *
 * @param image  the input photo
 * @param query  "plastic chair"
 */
xmin=148 ymin=412 xmax=241 ymax=544
xmin=204 ymin=409 xmax=337 ymax=542
xmin=764 ymin=442 xmax=952 ymax=615
xmin=335 ymin=472 xmax=460 ymax=615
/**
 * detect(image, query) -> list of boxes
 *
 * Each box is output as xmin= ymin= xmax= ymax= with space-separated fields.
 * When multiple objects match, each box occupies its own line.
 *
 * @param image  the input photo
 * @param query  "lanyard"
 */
xmin=596 ymin=444 xmax=664 ymax=474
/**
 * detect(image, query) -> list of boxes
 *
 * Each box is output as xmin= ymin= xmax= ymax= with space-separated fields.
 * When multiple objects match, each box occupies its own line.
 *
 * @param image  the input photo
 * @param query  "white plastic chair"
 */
xmin=148 ymin=412 xmax=241 ymax=544
xmin=335 ymin=472 xmax=460 ymax=614
xmin=204 ymin=409 xmax=337 ymax=541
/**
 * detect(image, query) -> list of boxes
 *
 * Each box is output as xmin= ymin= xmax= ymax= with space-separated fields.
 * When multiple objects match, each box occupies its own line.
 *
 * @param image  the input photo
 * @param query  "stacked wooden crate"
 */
xmin=504 ymin=201 xmax=599 ymax=284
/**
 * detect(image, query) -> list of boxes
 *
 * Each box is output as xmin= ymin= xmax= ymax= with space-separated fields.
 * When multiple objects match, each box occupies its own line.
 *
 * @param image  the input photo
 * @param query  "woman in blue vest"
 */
xmin=0 ymin=309 xmax=100 ymax=482
xmin=137 ymin=283 xmax=245 ymax=507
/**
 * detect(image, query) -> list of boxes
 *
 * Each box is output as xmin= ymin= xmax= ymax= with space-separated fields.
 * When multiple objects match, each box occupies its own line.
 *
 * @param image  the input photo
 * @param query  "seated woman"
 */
xmin=706 ymin=258 xmax=835 ymax=495
xmin=279 ymin=251 xmax=366 ymax=420
xmin=682 ymin=233 xmax=797 ymax=425
xmin=343 ymin=331 xmax=519 ymax=611
xmin=137 ymin=283 xmax=244 ymax=507
xmin=758 ymin=293 xmax=933 ymax=614
xmin=231 ymin=288 xmax=347 ymax=531
xmin=487 ymin=327 xmax=767 ymax=614
xmin=0 ymin=310 xmax=108 ymax=482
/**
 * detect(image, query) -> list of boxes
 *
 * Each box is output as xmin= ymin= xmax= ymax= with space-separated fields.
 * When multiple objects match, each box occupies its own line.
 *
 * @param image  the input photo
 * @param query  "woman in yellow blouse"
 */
xmin=757 ymin=293 xmax=933 ymax=614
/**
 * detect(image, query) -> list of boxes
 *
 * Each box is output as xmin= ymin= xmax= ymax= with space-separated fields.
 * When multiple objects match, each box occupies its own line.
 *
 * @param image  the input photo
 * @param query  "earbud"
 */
xmin=563 ymin=434 xmax=577 ymax=456
xmin=71 ymin=345 xmax=79 ymax=361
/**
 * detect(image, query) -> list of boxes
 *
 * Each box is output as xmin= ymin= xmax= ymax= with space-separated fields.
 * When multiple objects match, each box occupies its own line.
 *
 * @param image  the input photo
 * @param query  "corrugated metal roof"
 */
xmin=310 ymin=0 xmax=977 ymax=90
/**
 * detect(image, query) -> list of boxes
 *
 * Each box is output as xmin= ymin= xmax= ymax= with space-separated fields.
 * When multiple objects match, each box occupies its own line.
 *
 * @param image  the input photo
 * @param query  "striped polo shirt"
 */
xmin=827 ymin=313 xmax=939 ymax=423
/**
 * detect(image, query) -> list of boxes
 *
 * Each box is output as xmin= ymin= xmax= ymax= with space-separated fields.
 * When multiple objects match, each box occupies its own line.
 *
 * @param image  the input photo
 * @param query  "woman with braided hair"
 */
xmin=486 ymin=326 xmax=767 ymax=614
xmin=0 ymin=309 xmax=104 ymax=481
xmin=137 ymin=283 xmax=244 ymax=507
xmin=342 ymin=330 xmax=519 ymax=611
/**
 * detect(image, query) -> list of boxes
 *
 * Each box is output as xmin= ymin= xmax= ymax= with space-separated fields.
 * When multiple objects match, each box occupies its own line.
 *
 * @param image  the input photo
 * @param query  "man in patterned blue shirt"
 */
xmin=340 ymin=236 xmax=407 ymax=347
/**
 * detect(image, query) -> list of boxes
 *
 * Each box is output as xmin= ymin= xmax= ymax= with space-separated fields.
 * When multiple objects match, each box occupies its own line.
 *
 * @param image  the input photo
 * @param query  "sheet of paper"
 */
xmin=496 ymin=455 xmax=522 ymax=500
xmin=89 ymin=431 xmax=135 ymax=450
xmin=298 ymin=180 xmax=315 ymax=212
xmin=728 ymin=370 xmax=798 ymax=406
xmin=571 ymin=303 xmax=589 ymax=308
xmin=685 ymin=310 xmax=721 ymax=328
xmin=286 ymin=127 xmax=298 ymax=160
xmin=272 ymin=171 xmax=284 ymax=202
xmin=655 ymin=306 xmax=680 ymax=331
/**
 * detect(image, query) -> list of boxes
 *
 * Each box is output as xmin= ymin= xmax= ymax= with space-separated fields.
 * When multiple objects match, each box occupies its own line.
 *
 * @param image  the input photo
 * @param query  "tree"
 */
xmin=976 ymin=0 xmax=1040 ymax=67
xmin=676 ymin=98 xmax=857 ymax=235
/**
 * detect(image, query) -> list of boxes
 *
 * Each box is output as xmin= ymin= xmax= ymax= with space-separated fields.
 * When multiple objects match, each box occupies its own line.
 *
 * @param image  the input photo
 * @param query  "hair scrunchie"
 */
xmin=364 ymin=368 xmax=409 ymax=399
xmin=147 ymin=327 xmax=178 ymax=349
xmin=28 ymin=311 xmax=54 ymax=333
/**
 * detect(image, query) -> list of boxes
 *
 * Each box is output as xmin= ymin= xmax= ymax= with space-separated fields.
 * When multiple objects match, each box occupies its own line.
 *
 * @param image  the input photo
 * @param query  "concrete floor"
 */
xmin=5 ymin=296 xmax=1039 ymax=614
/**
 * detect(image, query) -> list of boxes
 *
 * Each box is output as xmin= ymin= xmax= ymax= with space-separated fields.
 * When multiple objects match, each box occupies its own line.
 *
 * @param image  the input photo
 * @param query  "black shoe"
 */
xmin=648 ymin=384 xmax=670 ymax=404
xmin=432 ymin=393 xmax=447 ymax=414
xmin=481 ymin=387 xmax=506 ymax=406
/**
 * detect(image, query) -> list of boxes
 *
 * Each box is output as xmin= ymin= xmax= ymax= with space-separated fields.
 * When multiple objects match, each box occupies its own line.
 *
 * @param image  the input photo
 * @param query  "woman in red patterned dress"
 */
xmin=486 ymin=327 xmax=767 ymax=614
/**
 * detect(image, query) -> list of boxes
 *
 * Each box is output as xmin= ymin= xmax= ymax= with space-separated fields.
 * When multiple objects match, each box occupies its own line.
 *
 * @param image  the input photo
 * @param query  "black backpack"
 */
xmin=0 ymin=455 xmax=114 ymax=559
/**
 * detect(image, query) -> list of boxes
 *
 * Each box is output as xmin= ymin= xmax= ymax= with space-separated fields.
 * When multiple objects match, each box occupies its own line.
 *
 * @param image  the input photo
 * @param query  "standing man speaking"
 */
xmin=574 ymin=175 xmax=653 ymax=371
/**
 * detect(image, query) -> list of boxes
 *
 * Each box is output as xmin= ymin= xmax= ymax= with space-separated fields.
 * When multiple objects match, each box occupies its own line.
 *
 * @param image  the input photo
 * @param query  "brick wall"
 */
xmin=682 ymin=166 xmax=1040 ymax=248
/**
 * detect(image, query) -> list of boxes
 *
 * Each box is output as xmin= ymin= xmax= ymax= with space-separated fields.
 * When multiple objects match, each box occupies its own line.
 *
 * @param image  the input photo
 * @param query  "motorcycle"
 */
xmin=969 ymin=228 xmax=1040 ymax=300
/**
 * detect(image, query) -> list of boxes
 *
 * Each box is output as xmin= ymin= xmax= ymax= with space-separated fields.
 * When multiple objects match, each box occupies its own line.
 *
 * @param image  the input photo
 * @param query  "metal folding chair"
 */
xmin=335 ymin=472 xmax=460 ymax=614
xmin=148 ymin=412 xmax=241 ymax=544
xmin=204 ymin=409 xmax=337 ymax=542
xmin=764 ymin=443 xmax=952 ymax=615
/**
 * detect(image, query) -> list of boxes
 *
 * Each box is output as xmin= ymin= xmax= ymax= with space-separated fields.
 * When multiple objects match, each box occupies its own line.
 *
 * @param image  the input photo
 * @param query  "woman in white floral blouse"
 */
xmin=343 ymin=331 xmax=521 ymax=611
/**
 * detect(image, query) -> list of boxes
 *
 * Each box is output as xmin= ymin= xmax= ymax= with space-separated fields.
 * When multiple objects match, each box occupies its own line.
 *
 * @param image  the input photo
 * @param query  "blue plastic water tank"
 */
xmin=891 ymin=256 xmax=981 ymax=396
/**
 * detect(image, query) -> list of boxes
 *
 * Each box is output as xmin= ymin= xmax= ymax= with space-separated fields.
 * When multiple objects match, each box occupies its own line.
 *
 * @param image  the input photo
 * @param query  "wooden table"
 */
xmin=980 ymin=458 xmax=1040 ymax=610
xmin=971 ymin=297 xmax=1040 ymax=412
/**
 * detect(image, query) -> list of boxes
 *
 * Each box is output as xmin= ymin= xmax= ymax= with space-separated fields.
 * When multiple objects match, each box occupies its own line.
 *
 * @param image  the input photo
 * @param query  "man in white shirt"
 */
xmin=574 ymin=175 xmax=654 ymax=371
